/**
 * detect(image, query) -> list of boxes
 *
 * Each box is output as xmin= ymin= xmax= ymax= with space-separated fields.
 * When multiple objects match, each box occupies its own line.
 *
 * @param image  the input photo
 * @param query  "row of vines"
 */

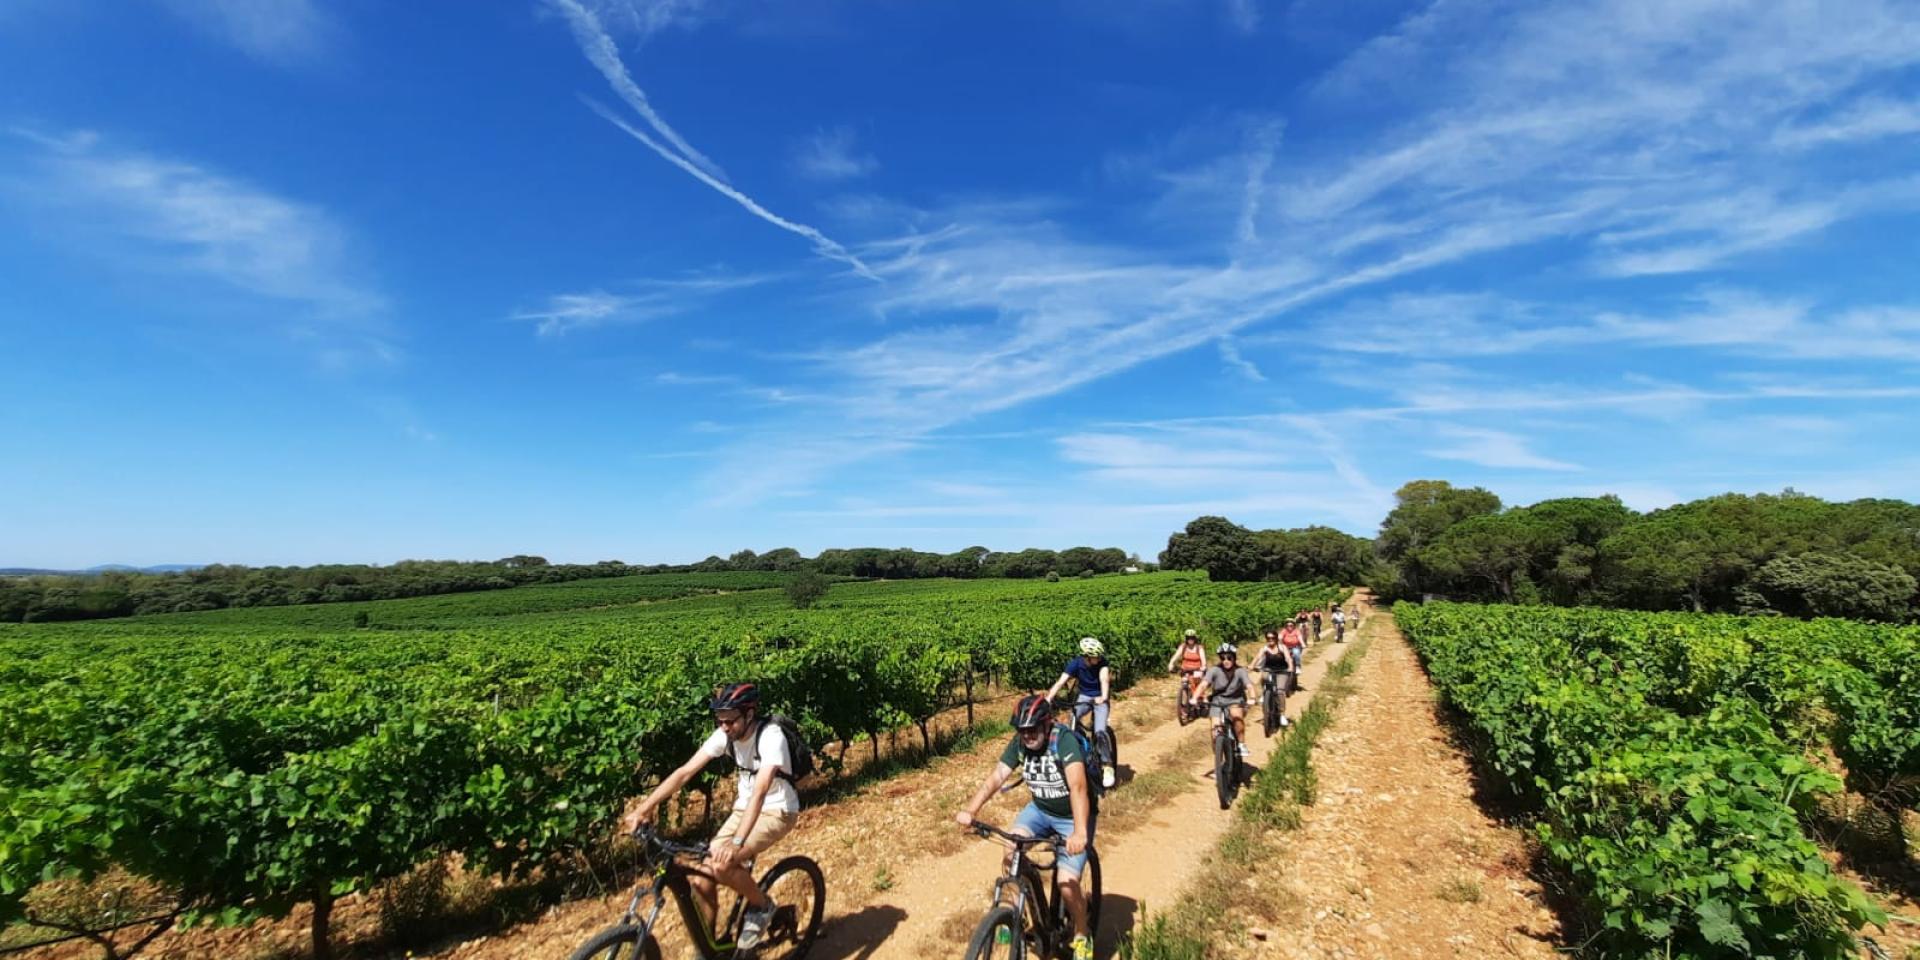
xmin=0 ymin=573 xmax=1339 ymax=953
xmin=1395 ymin=601 xmax=1918 ymax=959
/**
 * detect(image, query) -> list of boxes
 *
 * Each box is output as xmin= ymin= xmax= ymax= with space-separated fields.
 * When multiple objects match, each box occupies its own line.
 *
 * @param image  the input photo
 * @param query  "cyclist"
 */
xmin=1045 ymin=636 xmax=1116 ymax=788
xmin=1249 ymin=630 xmax=1293 ymax=729
xmin=1331 ymin=604 xmax=1347 ymax=641
xmin=1167 ymin=628 xmax=1208 ymax=716
xmin=619 ymin=682 xmax=796 ymax=952
xmin=1312 ymin=609 xmax=1323 ymax=641
xmin=955 ymin=694 xmax=1098 ymax=960
xmin=1201 ymin=643 xmax=1252 ymax=757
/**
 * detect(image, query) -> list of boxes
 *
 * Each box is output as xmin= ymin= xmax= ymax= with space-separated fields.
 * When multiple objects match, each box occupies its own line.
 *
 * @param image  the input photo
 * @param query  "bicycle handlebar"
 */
xmin=971 ymin=822 xmax=1060 ymax=848
xmin=630 ymin=823 xmax=711 ymax=859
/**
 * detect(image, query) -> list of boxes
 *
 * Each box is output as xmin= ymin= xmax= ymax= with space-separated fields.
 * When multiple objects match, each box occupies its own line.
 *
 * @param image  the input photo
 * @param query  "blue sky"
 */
xmin=3 ymin=0 xmax=1919 ymax=567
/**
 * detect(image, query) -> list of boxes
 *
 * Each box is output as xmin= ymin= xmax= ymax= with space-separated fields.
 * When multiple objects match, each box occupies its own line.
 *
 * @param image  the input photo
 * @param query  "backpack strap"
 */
xmin=745 ymin=717 xmax=796 ymax=783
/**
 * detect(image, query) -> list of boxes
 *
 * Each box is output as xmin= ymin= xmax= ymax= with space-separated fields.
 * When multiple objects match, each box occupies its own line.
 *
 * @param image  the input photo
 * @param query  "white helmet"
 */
xmin=1079 ymin=636 xmax=1105 ymax=656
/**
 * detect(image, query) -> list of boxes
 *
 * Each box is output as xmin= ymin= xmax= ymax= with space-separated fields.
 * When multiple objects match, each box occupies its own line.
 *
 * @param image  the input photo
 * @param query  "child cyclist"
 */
xmin=956 ymin=694 xmax=1098 ymax=960
xmin=619 ymin=683 xmax=796 ymax=952
xmin=1046 ymin=637 xmax=1116 ymax=788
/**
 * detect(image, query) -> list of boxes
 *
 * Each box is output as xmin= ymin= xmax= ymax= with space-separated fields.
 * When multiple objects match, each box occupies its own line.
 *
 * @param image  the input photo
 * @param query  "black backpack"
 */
xmin=745 ymin=713 xmax=816 ymax=783
xmin=1049 ymin=724 xmax=1104 ymax=803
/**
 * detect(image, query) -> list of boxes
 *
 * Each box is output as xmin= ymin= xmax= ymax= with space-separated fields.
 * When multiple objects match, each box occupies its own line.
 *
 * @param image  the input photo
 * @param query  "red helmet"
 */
xmin=710 ymin=682 xmax=761 ymax=712
xmin=1011 ymin=693 xmax=1055 ymax=730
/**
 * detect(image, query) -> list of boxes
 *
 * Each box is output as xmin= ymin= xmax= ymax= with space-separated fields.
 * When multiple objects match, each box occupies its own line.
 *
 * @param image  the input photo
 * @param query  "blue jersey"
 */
xmin=1064 ymin=656 xmax=1105 ymax=698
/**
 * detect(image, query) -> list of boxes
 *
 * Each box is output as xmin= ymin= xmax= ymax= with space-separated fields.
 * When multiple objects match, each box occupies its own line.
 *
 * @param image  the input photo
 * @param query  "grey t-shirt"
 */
xmin=1202 ymin=665 xmax=1251 ymax=704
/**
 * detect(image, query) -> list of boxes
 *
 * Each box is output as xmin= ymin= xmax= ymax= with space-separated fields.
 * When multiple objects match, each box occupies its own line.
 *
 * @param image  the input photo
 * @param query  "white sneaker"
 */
xmin=1237 ymin=743 xmax=1250 ymax=759
xmin=1102 ymin=766 xmax=1116 ymax=789
xmin=738 ymin=901 xmax=776 ymax=951
xmin=1280 ymin=715 xmax=1291 ymax=728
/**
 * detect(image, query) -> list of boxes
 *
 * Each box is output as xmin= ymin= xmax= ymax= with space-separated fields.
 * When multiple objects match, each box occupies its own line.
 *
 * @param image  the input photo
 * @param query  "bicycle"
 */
xmin=1172 ymin=670 xmax=1206 ymax=726
xmin=569 ymin=825 xmax=825 ymax=960
xmin=961 ymin=821 xmax=1103 ymax=960
xmin=1064 ymin=697 xmax=1118 ymax=776
xmin=1259 ymin=669 xmax=1292 ymax=738
xmin=1210 ymin=706 xmax=1245 ymax=809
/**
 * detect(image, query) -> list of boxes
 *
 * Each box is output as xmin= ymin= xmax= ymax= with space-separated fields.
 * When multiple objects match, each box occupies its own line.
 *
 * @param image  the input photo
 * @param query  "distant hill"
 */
xmin=0 ymin=564 xmax=203 ymax=576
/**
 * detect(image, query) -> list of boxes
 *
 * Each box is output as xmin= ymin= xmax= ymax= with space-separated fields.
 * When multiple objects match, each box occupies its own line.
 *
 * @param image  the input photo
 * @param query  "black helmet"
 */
xmin=710 ymin=682 xmax=761 ymax=712
xmin=1011 ymin=693 xmax=1055 ymax=730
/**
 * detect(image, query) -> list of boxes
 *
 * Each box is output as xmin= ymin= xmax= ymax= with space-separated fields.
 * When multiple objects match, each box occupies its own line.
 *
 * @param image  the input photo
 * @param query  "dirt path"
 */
xmin=1213 ymin=606 xmax=1561 ymax=960
xmin=798 ymin=610 xmax=1364 ymax=960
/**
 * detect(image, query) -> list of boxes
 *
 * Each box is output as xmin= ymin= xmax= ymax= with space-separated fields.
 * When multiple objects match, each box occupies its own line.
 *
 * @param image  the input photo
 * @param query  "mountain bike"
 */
xmin=961 ymin=821 xmax=1103 ymax=960
xmin=1259 ymin=670 xmax=1292 ymax=738
xmin=1066 ymin=698 xmax=1117 ymax=777
xmin=569 ymin=825 xmax=825 ymax=960
xmin=1210 ymin=708 xmax=1244 ymax=810
xmin=1172 ymin=670 xmax=1206 ymax=726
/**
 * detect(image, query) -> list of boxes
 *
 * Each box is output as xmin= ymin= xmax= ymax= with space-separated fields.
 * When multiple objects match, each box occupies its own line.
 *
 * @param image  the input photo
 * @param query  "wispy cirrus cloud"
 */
xmin=513 ymin=271 xmax=774 ymax=336
xmin=546 ymin=0 xmax=878 ymax=279
xmin=4 ymin=128 xmax=392 ymax=363
xmin=1426 ymin=425 xmax=1580 ymax=471
xmin=643 ymin=0 xmax=1920 ymax=507
xmin=793 ymin=126 xmax=878 ymax=181
xmin=160 ymin=0 xmax=336 ymax=65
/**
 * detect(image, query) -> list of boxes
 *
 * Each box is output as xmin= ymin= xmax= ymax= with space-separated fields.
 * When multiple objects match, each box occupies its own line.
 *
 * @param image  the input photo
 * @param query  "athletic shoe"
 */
xmin=1280 ymin=715 xmax=1292 ymax=728
xmin=1102 ymin=766 xmax=1116 ymax=789
xmin=1072 ymin=933 xmax=1095 ymax=960
xmin=1237 ymin=742 xmax=1250 ymax=759
xmin=738 ymin=901 xmax=776 ymax=951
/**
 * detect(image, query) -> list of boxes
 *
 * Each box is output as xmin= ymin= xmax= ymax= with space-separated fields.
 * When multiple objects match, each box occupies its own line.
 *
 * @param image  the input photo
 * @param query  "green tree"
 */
xmin=1160 ymin=516 xmax=1261 ymax=581
xmin=1376 ymin=481 xmax=1501 ymax=598
xmin=1736 ymin=553 xmax=1917 ymax=622
xmin=786 ymin=570 xmax=831 ymax=609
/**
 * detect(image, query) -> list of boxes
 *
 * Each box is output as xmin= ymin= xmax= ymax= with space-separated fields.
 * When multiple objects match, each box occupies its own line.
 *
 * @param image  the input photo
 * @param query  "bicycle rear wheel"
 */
xmin=568 ymin=925 xmax=662 ymax=960
xmin=1262 ymin=684 xmax=1278 ymax=738
xmin=748 ymin=855 xmax=826 ymax=960
xmin=963 ymin=905 xmax=1027 ymax=960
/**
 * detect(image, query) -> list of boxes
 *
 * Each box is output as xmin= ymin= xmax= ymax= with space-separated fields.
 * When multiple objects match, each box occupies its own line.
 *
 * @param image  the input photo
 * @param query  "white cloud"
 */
xmin=547 ymin=0 xmax=878 ymax=279
xmin=6 ymin=128 xmax=391 ymax=362
xmin=1224 ymin=0 xmax=1259 ymax=35
xmin=1425 ymin=426 xmax=1580 ymax=471
xmin=645 ymin=0 xmax=1920 ymax=506
xmin=1216 ymin=338 xmax=1265 ymax=381
xmin=512 ymin=272 xmax=773 ymax=336
xmin=794 ymin=127 xmax=879 ymax=181
xmin=161 ymin=0 xmax=334 ymax=64
xmin=1775 ymin=96 xmax=1920 ymax=148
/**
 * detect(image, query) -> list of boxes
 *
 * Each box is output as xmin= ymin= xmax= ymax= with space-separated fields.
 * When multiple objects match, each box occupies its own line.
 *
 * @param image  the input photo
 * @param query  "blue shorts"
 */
xmin=1012 ymin=802 xmax=1095 ymax=878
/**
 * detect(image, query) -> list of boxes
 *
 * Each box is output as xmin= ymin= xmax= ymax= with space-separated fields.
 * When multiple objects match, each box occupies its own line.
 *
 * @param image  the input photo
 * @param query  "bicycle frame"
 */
xmin=620 ymin=830 xmax=748 ymax=959
xmin=974 ymin=823 xmax=1069 ymax=957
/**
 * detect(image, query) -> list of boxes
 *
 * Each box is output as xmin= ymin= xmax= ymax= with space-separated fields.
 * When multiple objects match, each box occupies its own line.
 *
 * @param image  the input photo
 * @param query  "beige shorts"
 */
xmin=713 ymin=808 xmax=795 ymax=858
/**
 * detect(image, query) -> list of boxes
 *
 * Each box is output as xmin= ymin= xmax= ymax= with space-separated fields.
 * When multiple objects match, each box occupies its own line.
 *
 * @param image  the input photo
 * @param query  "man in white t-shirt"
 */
xmin=620 ymin=682 xmax=799 ymax=950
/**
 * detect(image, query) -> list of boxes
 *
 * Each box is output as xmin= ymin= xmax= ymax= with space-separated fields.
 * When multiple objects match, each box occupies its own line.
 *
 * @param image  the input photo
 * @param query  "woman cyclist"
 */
xmin=1249 ymin=630 xmax=1294 ymax=729
xmin=1045 ymin=637 xmax=1115 ymax=788
xmin=1167 ymin=628 xmax=1208 ymax=719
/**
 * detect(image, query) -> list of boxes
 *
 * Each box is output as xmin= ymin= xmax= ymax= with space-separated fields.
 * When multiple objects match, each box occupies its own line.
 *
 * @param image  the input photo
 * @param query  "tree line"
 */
xmin=0 ymin=545 xmax=1146 ymax=624
xmin=1158 ymin=480 xmax=1920 ymax=623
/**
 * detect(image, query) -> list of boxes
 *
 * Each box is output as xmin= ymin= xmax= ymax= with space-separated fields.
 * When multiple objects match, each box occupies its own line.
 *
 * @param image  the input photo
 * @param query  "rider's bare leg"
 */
xmin=1059 ymin=873 xmax=1089 ymax=937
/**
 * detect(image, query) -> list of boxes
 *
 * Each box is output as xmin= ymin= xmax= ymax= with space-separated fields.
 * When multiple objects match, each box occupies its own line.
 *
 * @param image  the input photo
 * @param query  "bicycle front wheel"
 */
xmin=1213 ymin=732 xmax=1235 ymax=809
xmin=962 ymin=905 xmax=1026 ymax=960
xmin=568 ymin=924 xmax=662 ymax=960
xmin=750 ymin=855 xmax=827 ymax=960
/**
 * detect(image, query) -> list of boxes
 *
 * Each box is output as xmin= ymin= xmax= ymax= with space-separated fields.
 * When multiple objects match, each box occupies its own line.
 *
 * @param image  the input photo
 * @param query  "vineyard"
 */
xmin=1396 ymin=602 xmax=1919 ymax=959
xmin=0 ymin=571 xmax=1339 ymax=953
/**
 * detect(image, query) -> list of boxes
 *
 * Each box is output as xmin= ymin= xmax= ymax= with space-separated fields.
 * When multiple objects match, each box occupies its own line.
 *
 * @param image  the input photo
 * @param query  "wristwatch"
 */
xmin=730 ymin=836 xmax=746 ymax=847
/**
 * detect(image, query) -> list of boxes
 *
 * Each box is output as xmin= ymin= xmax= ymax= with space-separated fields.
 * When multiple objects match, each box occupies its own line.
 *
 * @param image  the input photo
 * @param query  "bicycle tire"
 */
xmin=1085 ymin=847 xmax=1103 ymax=935
xmin=567 ymin=924 xmax=663 ymax=960
xmin=1102 ymin=726 xmax=1118 ymax=768
xmin=1263 ymin=684 xmax=1278 ymax=738
xmin=748 ymin=855 xmax=827 ymax=960
xmin=962 ymin=905 xmax=1026 ymax=960
xmin=1213 ymin=731 xmax=1235 ymax=809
